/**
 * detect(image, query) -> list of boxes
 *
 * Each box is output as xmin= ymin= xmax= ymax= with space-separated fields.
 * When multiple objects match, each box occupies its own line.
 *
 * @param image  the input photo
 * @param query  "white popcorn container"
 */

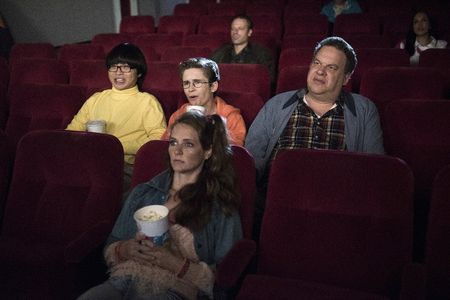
xmin=133 ymin=205 xmax=169 ymax=245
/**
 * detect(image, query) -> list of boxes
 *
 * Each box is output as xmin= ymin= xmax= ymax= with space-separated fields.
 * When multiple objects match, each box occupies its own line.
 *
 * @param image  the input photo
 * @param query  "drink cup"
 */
xmin=133 ymin=205 xmax=169 ymax=246
xmin=186 ymin=105 xmax=206 ymax=114
xmin=86 ymin=120 xmax=106 ymax=133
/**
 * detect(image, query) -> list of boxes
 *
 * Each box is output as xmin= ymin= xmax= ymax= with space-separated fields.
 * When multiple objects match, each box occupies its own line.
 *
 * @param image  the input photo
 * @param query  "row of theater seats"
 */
xmin=120 ymin=1 xmax=450 ymax=43
xmin=1 ymin=94 xmax=449 ymax=252
xmin=0 ymin=82 xmax=265 ymax=155
xmin=0 ymin=125 xmax=449 ymax=299
xmin=106 ymin=12 xmax=450 ymax=51
xmin=182 ymin=0 xmax=448 ymax=19
xmin=1 ymin=48 xmax=449 ymax=132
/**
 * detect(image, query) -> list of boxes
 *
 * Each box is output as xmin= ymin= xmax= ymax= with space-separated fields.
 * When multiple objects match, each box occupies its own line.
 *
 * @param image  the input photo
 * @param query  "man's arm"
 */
xmin=363 ymin=101 xmax=385 ymax=155
xmin=244 ymin=103 xmax=272 ymax=178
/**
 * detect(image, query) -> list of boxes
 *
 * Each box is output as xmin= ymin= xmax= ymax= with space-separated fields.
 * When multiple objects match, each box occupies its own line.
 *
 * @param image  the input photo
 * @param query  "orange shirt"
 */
xmin=161 ymin=96 xmax=246 ymax=146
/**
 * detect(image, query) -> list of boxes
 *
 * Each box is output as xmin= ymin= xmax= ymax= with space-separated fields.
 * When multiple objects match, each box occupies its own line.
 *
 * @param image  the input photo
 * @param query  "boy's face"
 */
xmin=108 ymin=63 xmax=139 ymax=90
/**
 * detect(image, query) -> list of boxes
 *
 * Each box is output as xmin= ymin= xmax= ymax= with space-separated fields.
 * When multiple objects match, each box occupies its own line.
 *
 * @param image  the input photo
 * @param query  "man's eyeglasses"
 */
xmin=182 ymin=80 xmax=210 ymax=89
xmin=108 ymin=65 xmax=134 ymax=73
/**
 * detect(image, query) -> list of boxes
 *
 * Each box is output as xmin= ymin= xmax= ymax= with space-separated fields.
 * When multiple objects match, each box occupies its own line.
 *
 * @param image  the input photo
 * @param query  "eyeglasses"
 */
xmin=108 ymin=65 xmax=134 ymax=73
xmin=182 ymin=80 xmax=210 ymax=89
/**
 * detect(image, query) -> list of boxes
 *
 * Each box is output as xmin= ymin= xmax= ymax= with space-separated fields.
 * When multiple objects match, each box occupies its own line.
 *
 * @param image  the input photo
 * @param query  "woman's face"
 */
xmin=108 ymin=63 xmax=139 ymax=90
xmin=413 ymin=12 xmax=430 ymax=37
xmin=182 ymin=68 xmax=218 ymax=107
xmin=169 ymin=123 xmax=211 ymax=176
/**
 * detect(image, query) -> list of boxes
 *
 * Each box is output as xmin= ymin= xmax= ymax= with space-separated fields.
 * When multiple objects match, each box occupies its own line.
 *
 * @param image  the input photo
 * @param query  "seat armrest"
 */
xmin=215 ymin=238 xmax=257 ymax=289
xmin=64 ymin=220 xmax=112 ymax=263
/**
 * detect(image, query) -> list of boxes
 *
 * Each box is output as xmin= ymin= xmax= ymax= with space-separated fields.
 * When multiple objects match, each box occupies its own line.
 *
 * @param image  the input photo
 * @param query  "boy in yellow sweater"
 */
xmin=66 ymin=43 xmax=167 ymax=196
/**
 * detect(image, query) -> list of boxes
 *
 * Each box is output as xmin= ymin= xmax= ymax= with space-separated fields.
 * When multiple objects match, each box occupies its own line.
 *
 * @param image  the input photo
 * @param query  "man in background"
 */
xmin=210 ymin=14 xmax=275 ymax=84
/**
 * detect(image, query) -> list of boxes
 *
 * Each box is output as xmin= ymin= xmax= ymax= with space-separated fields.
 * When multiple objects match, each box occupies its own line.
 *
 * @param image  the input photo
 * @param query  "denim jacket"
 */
xmin=106 ymin=170 xmax=243 ymax=265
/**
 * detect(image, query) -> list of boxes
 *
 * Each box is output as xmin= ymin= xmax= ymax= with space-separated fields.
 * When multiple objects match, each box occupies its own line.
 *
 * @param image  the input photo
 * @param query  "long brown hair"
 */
xmin=170 ymin=111 xmax=240 ymax=231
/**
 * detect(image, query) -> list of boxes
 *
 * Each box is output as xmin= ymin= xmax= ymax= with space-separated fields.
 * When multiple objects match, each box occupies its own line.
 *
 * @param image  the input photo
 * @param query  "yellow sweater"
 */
xmin=66 ymin=86 xmax=166 ymax=164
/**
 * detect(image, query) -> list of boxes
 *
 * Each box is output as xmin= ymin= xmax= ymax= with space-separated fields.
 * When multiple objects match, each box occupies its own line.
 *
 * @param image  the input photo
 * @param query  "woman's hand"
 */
xmin=135 ymin=232 xmax=185 ymax=273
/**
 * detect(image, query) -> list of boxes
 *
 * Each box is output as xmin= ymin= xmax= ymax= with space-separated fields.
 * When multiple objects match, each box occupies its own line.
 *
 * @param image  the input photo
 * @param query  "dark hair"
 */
xmin=231 ymin=14 xmax=254 ymax=30
xmin=170 ymin=111 xmax=240 ymax=231
xmin=105 ymin=43 xmax=147 ymax=89
xmin=313 ymin=36 xmax=357 ymax=75
xmin=179 ymin=57 xmax=220 ymax=83
xmin=404 ymin=11 xmax=438 ymax=57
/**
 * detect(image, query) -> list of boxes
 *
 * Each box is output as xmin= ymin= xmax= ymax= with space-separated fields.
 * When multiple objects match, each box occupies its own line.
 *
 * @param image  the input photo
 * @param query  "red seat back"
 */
xmin=9 ymin=58 xmax=69 ymax=87
xmin=68 ymin=59 xmax=110 ymax=97
xmin=426 ymin=165 xmax=450 ymax=299
xmin=359 ymin=67 xmax=445 ymax=116
xmin=5 ymin=84 xmax=85 ymax=154
xmin=119 ymin=15 xmax=155 ymax=34
xmin=260 ymin=149 xmax=413 ymax=297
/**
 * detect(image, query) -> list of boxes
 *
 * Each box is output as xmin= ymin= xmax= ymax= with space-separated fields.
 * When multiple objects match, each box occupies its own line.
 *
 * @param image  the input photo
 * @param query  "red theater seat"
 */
xmin=283 ymin=2 xmax=322 ymax=17
xmin=119 ymin=15 xmax=155 ymax=34
xmin=133 ymin=34 xmax=180 ymax=60
xmin=173 ymin=3 xmax=208 ymax=18
xmin=384 ymin=99 xmax=450 ymax=261
xmin=143 ymin=88 xmax=184 ymax=122
xmin=91 ymin=33 xmax=133 ymax=55
xmin=215 ymin=91 xmax=264 ymax=129
xmin=218 ymin=63 xmax=271 ymax=101
xmin=143 ymin=62 xmax=180 ymax=92
xmin=419 ymin=48 xmax=450 ymax=98
xmin=198 ymin=15 xmax=233 ymax=35
xmin=69 ymin=59 xmax=110 ymax=97
xmin=9 ymin=43 xmax=56 ymax=69
xmin=283 ymin=14 xmax=329 ymax=37
xmin=236 ymin=149 xmax=416 ymax=299
xmin=359 ymin=67 xmax=445 ymax=118
xmin=333 ymin=14 xmax=381 ymax=36
xmin=245 ymin=3 xmax=282 ymax=17
xmin=425 ymin=165 xmax=450 ymax=299
xmin=278 ymin=48 xmax=313 ymax=71
xmin=157 ymin=15 xmax=198 ymax=38
xmin=183 ymin=34 xmax=228 ymax=51
xmin=5 ymin=83 xmax=85 ymax=155
xmin=207 ymin=2 xmax=246 ymax=16
xmin=281 ymin=34 xmax=326 ymax=51
xmin=0 ymin=130 xmax=123 ymax=299
xmin=9 ymin=58 xmax=69 ymax=87
xmin=342 ymin=34 xmax=391 ymax=49
xmin=160 ymin=46 xmax=212 ymax=63
xmin=252 ymin=15 xmax=282 ymax=42
xmin=58 ymin=43 xmax=105 ymax=68
xmin=351 ymin=48 xmax=410 ymax=93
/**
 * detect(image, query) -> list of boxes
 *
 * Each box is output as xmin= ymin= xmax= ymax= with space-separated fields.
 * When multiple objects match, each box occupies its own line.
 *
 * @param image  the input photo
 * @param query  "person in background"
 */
xmin=66 ymin=43 xmax=166 ymax=197
xmin=0 ymin=12 xmax=14 ymax=59
xmin=397 ymin=10 xmax=447 ymax=65
xmin=77 ymin=111 xmax=242 ymax=300
xmin=161 ymin=57 xmax=246 ymax=146
xmin=210 ymin=14 xmax=275 ymax=85
xmin=321 ymin=0 xmax=362 ymax=23
xmin=245 ymin=36 xmax=384 ymax=239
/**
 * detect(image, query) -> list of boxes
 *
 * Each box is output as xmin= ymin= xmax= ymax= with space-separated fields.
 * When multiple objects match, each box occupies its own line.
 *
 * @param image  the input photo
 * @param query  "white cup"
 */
xmin=186 ymin=105 xmax=206 ymax=114
xmin=86 ymin=120 xmax=106 ymax=133
xmin=134 ymin=205 xmax=169 ymax=245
